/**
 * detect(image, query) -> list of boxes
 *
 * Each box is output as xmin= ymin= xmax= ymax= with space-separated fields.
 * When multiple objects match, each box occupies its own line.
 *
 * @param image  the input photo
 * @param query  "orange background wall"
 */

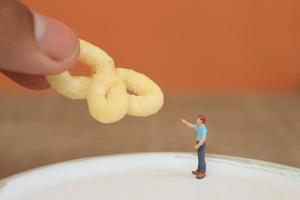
xmin=1 ymin=0 xmax=300 ymax=93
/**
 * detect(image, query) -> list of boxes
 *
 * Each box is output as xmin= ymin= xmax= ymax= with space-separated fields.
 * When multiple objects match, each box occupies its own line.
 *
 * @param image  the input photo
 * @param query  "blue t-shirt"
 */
xmin=193 ymin=124 xmax=207 ymax=142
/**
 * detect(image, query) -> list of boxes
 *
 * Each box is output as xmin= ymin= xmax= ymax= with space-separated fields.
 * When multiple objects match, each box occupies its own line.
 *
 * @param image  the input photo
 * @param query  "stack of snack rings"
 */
xmin=46 ymin=39 xmax=164 ymax=123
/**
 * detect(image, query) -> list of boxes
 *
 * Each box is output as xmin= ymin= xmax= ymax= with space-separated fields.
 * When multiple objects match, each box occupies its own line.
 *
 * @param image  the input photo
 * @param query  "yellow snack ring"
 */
xmin=46 ymin=39 xmax=164 ymax=123
xmin=87 ymin=73 xmax=129 ymax=123
xmin=46 ymin=72 xmax=91 ymax=99
xmin=46 ymin=40 xmax=114 ymax=99
xmin=79 ymin=40 xmax=115 ymax=74
xmin=116 ymin=68 xmax=164 ymax=116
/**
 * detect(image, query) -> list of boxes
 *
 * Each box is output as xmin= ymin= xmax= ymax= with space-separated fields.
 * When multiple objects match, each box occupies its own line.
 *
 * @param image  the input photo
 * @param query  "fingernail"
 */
xmin=32 ymin=12 xmax=79 ymax=62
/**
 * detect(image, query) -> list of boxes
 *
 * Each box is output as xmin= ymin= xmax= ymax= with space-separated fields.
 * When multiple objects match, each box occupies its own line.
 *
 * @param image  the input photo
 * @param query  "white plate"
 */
xmin=0 ymin=153 xmax=300 ymax=200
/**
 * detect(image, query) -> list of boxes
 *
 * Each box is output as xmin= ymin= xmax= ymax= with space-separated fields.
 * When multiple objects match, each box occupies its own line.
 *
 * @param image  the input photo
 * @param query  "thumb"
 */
xmin=0 ymin=0 xmax=79 ymax=75
xmin=0 ymin=0 xmax=79 ymax=90
xmin=32 ymin=12 xmax=80 ymax=74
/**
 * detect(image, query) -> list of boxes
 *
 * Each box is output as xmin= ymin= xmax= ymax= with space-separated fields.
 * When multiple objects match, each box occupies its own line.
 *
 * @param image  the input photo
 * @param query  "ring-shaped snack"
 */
xmin=46 ymin=39 xmax=163 ymax=123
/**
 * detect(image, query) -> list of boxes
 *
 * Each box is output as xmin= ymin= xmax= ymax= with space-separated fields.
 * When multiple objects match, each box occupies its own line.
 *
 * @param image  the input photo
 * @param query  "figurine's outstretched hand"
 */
xmin=0 ymin=0 xmax=79 ymax=90
xmin=181 ymin=118 xmax=194 ymax=128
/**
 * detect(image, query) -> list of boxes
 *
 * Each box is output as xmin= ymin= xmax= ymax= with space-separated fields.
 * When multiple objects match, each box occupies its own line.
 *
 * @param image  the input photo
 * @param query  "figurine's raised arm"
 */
xmin=181 ymin=119 xmax=194 ymax=128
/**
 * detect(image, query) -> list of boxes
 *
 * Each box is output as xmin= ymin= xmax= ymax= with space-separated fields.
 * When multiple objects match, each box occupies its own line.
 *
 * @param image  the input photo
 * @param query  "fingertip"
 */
xmin=0 ymin=3 xmax=79 ymax=76
xmin=32 ymin=11 xmax=80 ymax=74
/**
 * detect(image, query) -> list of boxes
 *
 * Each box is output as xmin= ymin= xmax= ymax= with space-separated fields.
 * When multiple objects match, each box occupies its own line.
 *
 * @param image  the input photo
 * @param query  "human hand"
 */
xmin=181 ymin=119 xmax=186 ymax=123
xmin=0 ymin=0 xmax=79 ymax=90
xmin=194 ymin=144 xmax=199 ymax=150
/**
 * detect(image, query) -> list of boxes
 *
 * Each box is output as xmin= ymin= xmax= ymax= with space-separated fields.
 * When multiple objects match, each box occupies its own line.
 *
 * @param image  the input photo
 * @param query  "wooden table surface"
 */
xmin=0 ymin=93 xmax=299 ymax=179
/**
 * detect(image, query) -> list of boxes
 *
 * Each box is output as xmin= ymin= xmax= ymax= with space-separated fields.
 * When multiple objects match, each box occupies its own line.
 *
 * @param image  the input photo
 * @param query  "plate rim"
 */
xmin=1 ymin=152 xmax=300 ymax=189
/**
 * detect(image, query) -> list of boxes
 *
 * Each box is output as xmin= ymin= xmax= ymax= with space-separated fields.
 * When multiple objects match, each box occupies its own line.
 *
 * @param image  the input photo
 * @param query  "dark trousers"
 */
xmin=197 ymin=142 xmax=206 ymax=173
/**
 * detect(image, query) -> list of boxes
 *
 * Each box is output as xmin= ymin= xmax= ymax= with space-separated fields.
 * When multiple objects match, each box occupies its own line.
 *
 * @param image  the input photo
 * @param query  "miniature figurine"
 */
xmin=181 ymin=115 xmax=207 ymax=179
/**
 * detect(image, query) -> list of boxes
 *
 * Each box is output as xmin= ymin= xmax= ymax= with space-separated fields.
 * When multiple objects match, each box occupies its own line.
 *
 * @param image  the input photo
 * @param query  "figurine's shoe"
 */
xmin=195 ymin=172 xmax=206 ymax=179
xmin=192 ymin=170 xmax=200 ymax=175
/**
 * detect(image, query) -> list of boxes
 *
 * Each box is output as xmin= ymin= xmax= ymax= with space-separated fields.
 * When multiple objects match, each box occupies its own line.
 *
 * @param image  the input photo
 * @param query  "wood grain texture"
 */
xmin=0 ymin=93 xmax=299 ymax=179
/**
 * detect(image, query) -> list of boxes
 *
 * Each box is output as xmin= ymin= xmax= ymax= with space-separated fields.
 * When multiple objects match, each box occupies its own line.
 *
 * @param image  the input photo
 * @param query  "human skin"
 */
xmin=0 ymin=0 xmax=79 ymax=90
